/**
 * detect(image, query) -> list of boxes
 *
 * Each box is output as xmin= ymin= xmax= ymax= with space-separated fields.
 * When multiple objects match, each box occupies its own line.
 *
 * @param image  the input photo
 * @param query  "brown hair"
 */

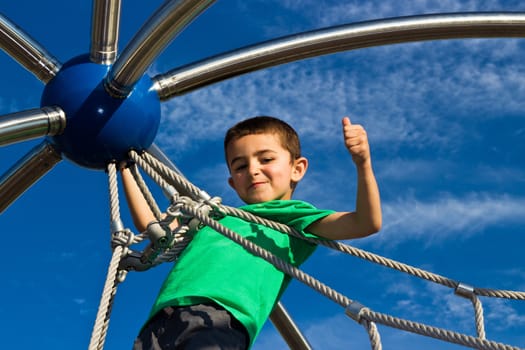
xmin=224 ymin=116 xmax=302 ymax=163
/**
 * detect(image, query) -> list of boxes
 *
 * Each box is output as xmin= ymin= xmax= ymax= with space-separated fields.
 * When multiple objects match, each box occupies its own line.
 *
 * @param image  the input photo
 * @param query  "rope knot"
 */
xmin=111 ymin=226 xmax=135 ymax=250
xmin=110 ymin=219 xmax=135 ymax=251
xmin=168 ymin=196 xmax=224 ymax=232
xmin=206 ymin=196 xmax=225 ymax=220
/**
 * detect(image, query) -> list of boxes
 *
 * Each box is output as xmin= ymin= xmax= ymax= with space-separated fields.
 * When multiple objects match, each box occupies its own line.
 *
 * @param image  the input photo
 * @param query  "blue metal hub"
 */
xmin=40 ymin=55 xmax=161 ymax=169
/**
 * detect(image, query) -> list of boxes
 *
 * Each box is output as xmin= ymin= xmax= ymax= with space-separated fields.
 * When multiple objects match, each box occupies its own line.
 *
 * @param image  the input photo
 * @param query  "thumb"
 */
xmin=342 ymin=116 xmax=352 ymax=126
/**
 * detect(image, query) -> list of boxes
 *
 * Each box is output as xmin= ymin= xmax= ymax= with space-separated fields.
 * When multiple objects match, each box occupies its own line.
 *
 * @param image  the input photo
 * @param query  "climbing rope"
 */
xmin=89 ymin=150 xmax=524 ymax=350
xmin=176 ymin=197 xmax=519 ymax=350
xmin=88 ymin=163 xmax=127 ymax=350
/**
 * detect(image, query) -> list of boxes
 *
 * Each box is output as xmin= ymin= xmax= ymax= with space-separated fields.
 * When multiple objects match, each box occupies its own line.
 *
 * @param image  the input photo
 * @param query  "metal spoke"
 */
xmin=0 ymin=106 xmax=66 ymax=147
xmin=151 ymin=12 xmax=525 ymax=100
xmin=105 ymin=0 xmax=216 ymax=98
xmin=147 ymin=143 xmax=194 ymax=198
xmin=90 ymin=0 xmax=122 ymax=65
xmin=0 ymin=13 xmax=61 ymax=83
xmin=270 ymin=302 xmax=313 ymax=350
xmin=147 ymin=143 xmax=187 ymax=180
xmin=0 ymin=141 xmax=61 ymax=213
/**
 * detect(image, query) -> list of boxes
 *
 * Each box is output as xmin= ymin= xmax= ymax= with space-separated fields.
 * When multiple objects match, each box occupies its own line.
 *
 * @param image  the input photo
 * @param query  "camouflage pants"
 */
xmin=133 ymin=302 xmax=249 ymax=350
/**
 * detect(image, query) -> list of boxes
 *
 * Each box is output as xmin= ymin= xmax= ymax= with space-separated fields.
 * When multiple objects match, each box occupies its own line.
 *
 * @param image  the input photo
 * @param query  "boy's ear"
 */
xmin=291 ymin=157 xmax=308 ymax=182
xmin=227 ymin=177 xmax=235 ymax=189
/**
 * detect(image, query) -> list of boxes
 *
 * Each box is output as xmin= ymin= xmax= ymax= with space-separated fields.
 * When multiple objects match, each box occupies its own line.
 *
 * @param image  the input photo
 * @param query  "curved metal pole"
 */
xmin=147 ymin=143 xmax=196 ymax=199
xmin=152 ymin=12 xmax=525 ymax=100
xmin=0 ymin=13 xmax=61 ymax=83
xmin=0 ymin=106 xmax=66 ymax=147
xmin=270 ymin=302 xmax=313 ymax=350
xmin=105 ymin=0 xmax=216 ymax=98
xmin=147 ymin=143 xmax=187 ymax=180
xmin=90 ymin=0 xmax=122 ymax=65
xmin=0 ymin=141 xmax=61 ymax=213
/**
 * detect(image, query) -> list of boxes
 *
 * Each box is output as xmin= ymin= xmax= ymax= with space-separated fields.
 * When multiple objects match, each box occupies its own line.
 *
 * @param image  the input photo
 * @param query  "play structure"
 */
xmin=1 ymin=1 xmax=524 ymax=349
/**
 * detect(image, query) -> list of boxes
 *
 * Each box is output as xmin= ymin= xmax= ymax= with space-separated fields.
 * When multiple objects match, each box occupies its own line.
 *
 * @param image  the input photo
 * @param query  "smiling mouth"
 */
xmin=249 ymin=182 xmax=266 ymax=189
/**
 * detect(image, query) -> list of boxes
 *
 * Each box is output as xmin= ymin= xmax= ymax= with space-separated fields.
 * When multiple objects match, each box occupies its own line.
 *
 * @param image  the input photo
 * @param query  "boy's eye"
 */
xmin=234 ymin=164 xmax=247 ymax=171
xmin=261 ymin=157 xmax=274 ymax=163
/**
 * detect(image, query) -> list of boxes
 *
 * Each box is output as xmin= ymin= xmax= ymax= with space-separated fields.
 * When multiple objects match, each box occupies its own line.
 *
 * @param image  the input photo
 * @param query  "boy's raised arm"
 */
xmin=307 ymin=117 xmax=382 ymax=240
xmin=120 ymin=166 xmax=157 ymax=232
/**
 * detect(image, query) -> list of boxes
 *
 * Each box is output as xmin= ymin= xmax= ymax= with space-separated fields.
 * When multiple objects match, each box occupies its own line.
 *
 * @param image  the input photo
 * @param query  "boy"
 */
xmin=123 ymin=115 xmax=381 ymax=349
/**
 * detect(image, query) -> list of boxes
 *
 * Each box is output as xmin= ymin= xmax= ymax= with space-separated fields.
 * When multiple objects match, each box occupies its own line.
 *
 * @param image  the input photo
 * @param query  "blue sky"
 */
xmin=1 ymin=1 xmax=524 ymax=349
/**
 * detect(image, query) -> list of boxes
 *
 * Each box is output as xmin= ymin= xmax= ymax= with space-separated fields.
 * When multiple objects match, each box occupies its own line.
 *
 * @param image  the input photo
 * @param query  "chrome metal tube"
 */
xmin=152 ymin=12 xmax=525 ymax=100
xmin=0 ymin=106 xmax=66 ymax=147
xmin=147 ymin=143 xmax=187 ymax=179
xmin=90 ymin=0 xmax=121 ymax=64
xmin=0 ymin=13 xmax=61 ymax=83
xmin=147 ymin=143 xmax=195 ymax=199
xmin=270 ymin=302 xmax=313 ymax=350
xmin=0 ymin=142 xmax=61 ymax=213
xmin=105 ymin=0 xmax=216 ymax=98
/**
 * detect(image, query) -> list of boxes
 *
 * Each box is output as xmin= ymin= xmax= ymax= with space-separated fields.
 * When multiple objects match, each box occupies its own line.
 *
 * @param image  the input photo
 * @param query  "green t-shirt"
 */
xmin=149 ymin=200 xmax=334 ymax=345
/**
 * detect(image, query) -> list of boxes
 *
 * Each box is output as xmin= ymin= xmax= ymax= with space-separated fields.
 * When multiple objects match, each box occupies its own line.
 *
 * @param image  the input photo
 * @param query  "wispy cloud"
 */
xmin=263 ymin=0 xmax=525 ymax=27
xmin=376 ymin=158 xmax=449 ymax=182
xmin=485 ymin=298 xmax=525 ymax=331
xmin=155 ymin=59 xmax=429 ymax=155
xmin=304 ymin=314 xmax=372 ymax=349
xmin=251 ymin=328 xmax=288 ymax=350
xmin=253 ymin=298 xmax=522 ymax=350
xmin=386 ymin=278 xmax=525 ymax=338
xmin=473 ymin=165 xmax=525 ymax=185
xmin=156 ymin=36 xmax=525 ymax=161
xmin=378 ymin=193 xmax=525 ymax=246
xmin=0 ymin=97 xmax=21 ymax=115
xmin=252 ymin=315 xmax=373 ymax=350
xmin=251 ymin=270 xmax=517 ymax=349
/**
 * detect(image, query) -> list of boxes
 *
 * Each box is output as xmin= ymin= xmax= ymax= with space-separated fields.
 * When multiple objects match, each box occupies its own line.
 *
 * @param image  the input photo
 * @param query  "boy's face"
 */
xmin=226 ymin=133 xmax=307 ymax=204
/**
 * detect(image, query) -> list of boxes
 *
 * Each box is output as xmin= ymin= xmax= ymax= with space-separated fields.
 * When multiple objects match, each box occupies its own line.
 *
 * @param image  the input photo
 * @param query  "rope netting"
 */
xmin=88 ymin=150 xmax=525 ymax=350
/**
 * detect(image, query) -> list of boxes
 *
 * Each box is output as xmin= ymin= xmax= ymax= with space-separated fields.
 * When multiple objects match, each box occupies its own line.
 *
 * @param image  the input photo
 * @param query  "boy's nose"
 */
xmin=248 ymin=162 xmax=260 ymax=175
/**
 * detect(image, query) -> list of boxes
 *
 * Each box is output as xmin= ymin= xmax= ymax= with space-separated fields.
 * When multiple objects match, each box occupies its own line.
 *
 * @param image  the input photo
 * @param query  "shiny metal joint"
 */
xmin=106 ymin=0 xmax=216 ymax=98
xmin=455 ymin=283 xmax=475 ymax=299
xmin=0 ymin=106 xmax=66 ymax=147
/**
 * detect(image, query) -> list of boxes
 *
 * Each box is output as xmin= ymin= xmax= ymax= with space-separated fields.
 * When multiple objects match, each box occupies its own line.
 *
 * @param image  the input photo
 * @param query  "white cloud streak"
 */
xmin=271 ymin=275 xmax=525 ymax=349
xmin=262 ymin=0 xmax=525 ymax=26
xmin=377 ymin=193 xmax=525 ymax=246
xmin=156 ymin=37 xmax=525 ymax=160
